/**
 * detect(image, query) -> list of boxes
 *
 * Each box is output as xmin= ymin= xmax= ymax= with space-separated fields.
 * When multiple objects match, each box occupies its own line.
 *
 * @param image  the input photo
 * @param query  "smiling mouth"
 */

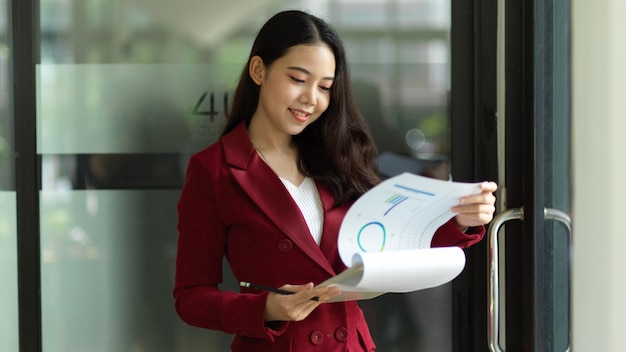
xmin=289 ymin=108 xmax=310 ymax=120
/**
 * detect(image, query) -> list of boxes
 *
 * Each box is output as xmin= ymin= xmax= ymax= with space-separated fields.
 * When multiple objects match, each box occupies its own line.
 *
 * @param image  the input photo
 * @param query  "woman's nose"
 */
xmin=300 ymin=86 xmax=317 ymax=106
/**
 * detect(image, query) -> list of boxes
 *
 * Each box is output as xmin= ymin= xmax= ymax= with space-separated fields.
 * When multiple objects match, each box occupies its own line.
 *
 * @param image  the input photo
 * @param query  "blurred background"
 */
xmin=2 ymin=0 xmax=460 ymax=351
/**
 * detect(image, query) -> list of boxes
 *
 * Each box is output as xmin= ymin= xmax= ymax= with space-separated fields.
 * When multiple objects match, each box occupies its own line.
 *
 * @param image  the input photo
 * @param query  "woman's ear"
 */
xmin=249 ymin=56 xmax=265 ymax=85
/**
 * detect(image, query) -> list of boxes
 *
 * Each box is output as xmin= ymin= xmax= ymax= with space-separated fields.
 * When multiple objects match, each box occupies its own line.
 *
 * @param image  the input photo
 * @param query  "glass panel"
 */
xmin=37 ymin=64 xmax=239 ymax=154
xmin=40 ymin=190 xmax=195 ymax=351
xmin=0 ymin=0 xmax=19 ymax=350
xmin=535 ymin=0 xmax=571 ymax=349
xmin=39 ymin=0 xmax=454 ymax=351
xmin=0 ymin=193 xmax=18 ymax=351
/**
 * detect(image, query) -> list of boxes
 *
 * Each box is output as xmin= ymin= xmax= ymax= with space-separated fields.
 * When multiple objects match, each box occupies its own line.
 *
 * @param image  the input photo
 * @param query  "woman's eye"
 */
xmin=290 ymin=76 xmax=305 ymax=83
xmin=319 ymin=86 xmax=331 ymax=91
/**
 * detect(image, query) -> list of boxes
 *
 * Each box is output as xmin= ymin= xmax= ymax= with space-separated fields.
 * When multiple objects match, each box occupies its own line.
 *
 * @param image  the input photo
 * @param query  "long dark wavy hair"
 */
xmin=222 ymin=10 xmax=380 ymax=206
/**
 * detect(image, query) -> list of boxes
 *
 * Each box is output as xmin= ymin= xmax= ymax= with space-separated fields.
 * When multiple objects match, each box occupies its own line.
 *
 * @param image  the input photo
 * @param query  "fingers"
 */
xmin=453 ymin=207 xmax=495 ymax=227
xmin=453 ymin=201 xmax=496 ymax=223
xmin=284 ymin=284 xmax=341 ymax=305
xmin=479 ymin=181 xmax=498 ymax=193
xmin=452 ymin=181 xmax=498 ymax=227
xmin=456 ymin=182 xmax=497 ymax=207
xmin=279 ymin=282 xmax=315 ymax=295
xmin=278 ymin=283 xmax=340 ymax=302
xmin=458 ymin=183 xmax=497 ymax=205
xmin=264 ymin=283 xmax=341 ymax=322
xmin=314 ymin=285 xmax=341 ymax=302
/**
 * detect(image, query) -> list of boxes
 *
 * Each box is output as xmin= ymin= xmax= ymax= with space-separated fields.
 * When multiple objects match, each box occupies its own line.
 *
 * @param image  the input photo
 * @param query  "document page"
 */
xmin=319 ymin=172 xmax=482 ymax=302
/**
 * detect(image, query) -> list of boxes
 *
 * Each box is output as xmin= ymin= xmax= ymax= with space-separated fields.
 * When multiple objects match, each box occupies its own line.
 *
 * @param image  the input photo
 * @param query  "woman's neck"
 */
xmin=248 ymin=119 xmax=304 ymax=185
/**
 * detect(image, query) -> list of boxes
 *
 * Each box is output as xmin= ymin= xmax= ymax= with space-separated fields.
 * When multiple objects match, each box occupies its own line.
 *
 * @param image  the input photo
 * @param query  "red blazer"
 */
xmin=173 ymin=122 xmax=485 ymax=351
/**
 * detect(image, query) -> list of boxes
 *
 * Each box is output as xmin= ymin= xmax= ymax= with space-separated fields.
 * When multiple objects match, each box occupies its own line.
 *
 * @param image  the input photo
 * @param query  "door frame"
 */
xmin=11 ymin=0 xmax=42 ymax=351
xmin=450 ymin=0 xmax=572 ymax=350
xmin=449 ymin=0 xmax=499 ymax=350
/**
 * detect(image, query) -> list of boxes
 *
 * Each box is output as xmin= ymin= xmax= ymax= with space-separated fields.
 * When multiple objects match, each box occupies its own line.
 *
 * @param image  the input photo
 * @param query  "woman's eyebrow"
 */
xmin=287 ymin=66 xmax=334 ymax=81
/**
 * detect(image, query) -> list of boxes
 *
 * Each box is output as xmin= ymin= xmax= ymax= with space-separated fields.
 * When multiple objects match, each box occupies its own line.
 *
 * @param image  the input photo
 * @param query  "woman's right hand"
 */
xmin=264 ymin=283 xmax=341 ymax=322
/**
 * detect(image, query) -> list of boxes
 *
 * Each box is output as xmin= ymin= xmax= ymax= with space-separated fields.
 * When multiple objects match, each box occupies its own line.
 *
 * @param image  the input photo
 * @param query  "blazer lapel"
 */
xmin=223 ymin=123 xmax=335 ymax=275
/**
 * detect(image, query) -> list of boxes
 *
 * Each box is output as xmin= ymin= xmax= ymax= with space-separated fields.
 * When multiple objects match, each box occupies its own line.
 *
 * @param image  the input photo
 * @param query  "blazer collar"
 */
xmin=222 ymin=123 xmax=336 ymax=275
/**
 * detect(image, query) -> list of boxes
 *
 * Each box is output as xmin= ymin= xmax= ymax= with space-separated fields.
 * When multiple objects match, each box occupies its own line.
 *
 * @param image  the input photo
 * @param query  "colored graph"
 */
xmin=357 ymin=221 xmax=386 ymax=252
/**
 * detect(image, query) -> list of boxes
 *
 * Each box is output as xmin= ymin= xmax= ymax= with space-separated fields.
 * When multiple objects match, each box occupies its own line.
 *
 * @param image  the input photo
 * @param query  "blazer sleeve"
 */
xmin=430 ymin=219 xmax=485 ymax=249
xmin=173 ymin=153 xmax=286 ymax=341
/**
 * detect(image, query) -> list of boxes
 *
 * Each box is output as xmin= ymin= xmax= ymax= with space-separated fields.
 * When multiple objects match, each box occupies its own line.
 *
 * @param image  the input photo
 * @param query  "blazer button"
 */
xmin=310 ymin=331 xmax=324 ymax=345
xmin=335 ymin=327 xmax=349 ymax=341
xmin=277 ymin=239 xmax=293 ymax=252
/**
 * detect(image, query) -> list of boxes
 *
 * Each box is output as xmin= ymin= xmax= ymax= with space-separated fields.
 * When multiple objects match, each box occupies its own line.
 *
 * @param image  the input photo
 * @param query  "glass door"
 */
xmin=29 ymin=0 xmax=463 ymax=351
xmin=488 ymin=0 xmax=571 ymax=351
xmin=37 ymin=1 xmax=240 ymax=350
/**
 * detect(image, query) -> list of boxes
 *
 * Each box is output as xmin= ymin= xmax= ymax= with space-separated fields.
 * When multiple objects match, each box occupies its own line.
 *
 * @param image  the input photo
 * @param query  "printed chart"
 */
xmin=337 ymin=172 xmax=482 ymax=265
xmin=319 ymin=173 xmax=483 ymax=301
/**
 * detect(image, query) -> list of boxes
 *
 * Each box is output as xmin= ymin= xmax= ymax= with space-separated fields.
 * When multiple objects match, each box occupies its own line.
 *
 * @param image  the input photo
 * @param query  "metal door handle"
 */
xmin=487 ymin=207 xmax=572 ymax=352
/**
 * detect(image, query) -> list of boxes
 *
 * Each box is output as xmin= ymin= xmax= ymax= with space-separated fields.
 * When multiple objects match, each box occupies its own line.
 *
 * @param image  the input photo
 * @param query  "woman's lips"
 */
xmin=289 ymin=108 xmax=310 ymax=122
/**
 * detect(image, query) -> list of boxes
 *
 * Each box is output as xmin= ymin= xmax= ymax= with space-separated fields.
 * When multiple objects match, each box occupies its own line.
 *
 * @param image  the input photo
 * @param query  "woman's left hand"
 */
xmin=451 ymin=181 xmax=498 ymax=230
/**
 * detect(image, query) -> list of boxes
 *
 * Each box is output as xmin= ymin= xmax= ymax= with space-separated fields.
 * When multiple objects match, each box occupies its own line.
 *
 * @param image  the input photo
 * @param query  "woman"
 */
xmin=174 ymin=10 xmax=497 ymax=351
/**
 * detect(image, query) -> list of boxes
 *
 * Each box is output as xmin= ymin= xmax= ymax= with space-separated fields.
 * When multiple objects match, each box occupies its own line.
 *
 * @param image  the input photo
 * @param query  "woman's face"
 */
xmin=250 ymin=43 xmax=336 ymax=137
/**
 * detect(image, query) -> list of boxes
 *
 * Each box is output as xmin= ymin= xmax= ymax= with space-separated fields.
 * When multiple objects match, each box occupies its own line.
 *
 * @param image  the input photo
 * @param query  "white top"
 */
xmin=280 ymin=177 xmax=324 ymax=245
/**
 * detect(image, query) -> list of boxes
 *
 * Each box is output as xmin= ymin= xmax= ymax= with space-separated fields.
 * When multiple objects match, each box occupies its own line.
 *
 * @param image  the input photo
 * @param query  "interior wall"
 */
xmin=571 ymin=0 xmax=626 ymax=350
